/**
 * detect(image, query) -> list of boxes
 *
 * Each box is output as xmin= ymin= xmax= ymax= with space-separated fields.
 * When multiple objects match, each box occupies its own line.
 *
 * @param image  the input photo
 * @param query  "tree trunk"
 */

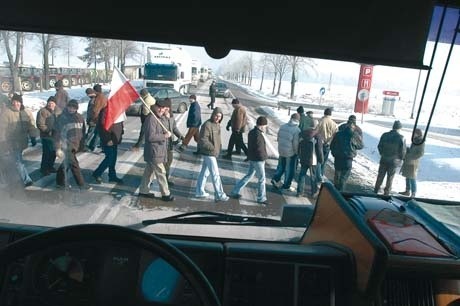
xmin=277 ymin=77 xmax=282 ymax=96
xmin=259 ymin=66 xmax=265 ymax=91
xmin=272 ymin=72 xmax=277 ymax=95
xmin=290 ymin=68 xmax=296 ymax=99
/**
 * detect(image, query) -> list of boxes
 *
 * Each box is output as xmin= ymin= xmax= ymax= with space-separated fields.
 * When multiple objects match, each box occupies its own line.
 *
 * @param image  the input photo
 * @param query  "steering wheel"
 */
xmin=0 ymin=224 xmax=221 ymax=306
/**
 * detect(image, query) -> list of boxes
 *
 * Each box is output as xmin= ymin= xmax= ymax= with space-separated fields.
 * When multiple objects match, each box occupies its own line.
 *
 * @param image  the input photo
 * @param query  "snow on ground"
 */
xmin=234 ymin=79 xmax=460 ymax=202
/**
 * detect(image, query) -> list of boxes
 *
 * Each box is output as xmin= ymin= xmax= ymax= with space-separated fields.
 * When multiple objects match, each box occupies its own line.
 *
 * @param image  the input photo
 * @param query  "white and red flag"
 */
xmin=104 ymin=66 xmax=140 ymax=131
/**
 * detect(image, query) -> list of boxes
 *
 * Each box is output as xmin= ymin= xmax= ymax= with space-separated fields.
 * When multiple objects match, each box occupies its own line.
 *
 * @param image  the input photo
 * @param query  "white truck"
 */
xmin=191 ymin=59 xmax=201 ymax=87
xmin=142 ymin=47 xmax=192 ymax=94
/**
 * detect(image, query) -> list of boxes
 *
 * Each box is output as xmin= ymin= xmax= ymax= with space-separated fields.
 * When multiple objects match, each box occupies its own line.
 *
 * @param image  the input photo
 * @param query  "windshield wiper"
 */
xmin=140 ymin=211 xmax=282 ymax=227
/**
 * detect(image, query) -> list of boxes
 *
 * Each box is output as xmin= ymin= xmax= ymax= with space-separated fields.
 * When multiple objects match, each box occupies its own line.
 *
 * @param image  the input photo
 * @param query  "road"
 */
xmin=0 ymin=81 xmax=316 ymax=228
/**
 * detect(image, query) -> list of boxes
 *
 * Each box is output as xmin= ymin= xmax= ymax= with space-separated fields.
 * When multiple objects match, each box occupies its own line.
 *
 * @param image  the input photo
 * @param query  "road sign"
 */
xmin=357 ymin=89 xmax=370 ymax=102
xmin=319 ymin=87 xmax=326 ymax=96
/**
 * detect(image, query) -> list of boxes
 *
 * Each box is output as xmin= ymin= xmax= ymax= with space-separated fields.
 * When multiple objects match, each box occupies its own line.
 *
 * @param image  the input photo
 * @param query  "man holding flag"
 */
xmin=93 ymin=66 xmax=141 ymax=184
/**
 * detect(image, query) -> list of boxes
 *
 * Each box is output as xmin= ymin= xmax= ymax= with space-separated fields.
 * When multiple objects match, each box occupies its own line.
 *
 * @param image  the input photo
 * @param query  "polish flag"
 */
xmin=104 ymin=66 xmax=140 ymax=131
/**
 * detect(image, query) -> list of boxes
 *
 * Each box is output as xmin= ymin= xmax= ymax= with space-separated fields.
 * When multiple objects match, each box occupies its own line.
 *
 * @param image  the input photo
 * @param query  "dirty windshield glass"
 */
xmin=0 ymin=12 xmax=459 ymax=241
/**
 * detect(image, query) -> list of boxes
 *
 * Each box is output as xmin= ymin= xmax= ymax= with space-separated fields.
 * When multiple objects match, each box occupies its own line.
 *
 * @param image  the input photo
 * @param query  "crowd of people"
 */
xmin=0 ymin=81 xmax=425 ymax=203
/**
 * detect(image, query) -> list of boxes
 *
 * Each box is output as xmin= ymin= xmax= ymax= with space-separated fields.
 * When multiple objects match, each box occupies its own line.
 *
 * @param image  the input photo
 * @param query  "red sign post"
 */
xmin=354 ymin=64 xmax=374 ymax=113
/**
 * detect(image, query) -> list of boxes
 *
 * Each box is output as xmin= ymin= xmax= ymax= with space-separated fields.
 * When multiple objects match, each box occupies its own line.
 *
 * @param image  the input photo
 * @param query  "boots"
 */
xmin=399 ymin=190 xmax=410 ymax=196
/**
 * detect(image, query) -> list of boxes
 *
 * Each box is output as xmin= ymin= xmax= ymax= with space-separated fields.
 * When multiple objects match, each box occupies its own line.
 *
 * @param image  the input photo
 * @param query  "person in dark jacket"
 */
xmin=84 ymin=88 xmax=100 ymax=151
xmin=195 ymin=107 xmax=229 ymax=202
xmin=91 ymin=106 xmax=124 ymax=184
xmin=53 ymin=99 xmax=92 ymax=191
xmin=330 ymin=115 xmax=364 ymax=191
xmin=0 ymin=93 xmax=39 ymax=187
xmin=36 ymin=96 xmax=60 ymax=176
xmin=399 ymin=128 xmax=425 ymax=198
xmin=374 ymin=120 xmax=406 ymax=195
xmin=138 ymin=99 xmax=174 ymax=201
xmin=177 ymin=94 xmax=201 ymax=153
xmin=54 ymin=79 xmax=69 ymax=111
xmin=207 ymin=80 xmax=217 ymax=109
xmin=230 ymin=116 xmax=269 ymax=204
xmin=223 ymin=98 xmax=248 ymax=159
xmin=297 ymin=123 xmax=324 ymax=197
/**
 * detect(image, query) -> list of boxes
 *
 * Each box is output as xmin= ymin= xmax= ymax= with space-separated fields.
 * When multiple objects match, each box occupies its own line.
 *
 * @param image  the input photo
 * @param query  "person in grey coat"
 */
xmin=374 ymin=120 xmax=406 ymax=195
xmin=138 ymin=99 xmax=174 ymax=201
xmin=399 ymin=128 xmax=425 ymax=198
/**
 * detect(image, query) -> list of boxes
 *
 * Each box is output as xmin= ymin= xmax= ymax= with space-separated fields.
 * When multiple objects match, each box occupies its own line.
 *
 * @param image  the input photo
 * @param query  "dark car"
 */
xmin=126 ymin=87 xmax=189 ymax=116
xmin=215 ymin=82 xmax=231 ymax=98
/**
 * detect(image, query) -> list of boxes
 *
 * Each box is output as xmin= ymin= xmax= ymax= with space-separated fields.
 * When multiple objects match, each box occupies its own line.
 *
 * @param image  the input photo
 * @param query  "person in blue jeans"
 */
xmin=271 ymin=113 xmax=300 ymax=191
xmin=230 ymin=116 xmax=269 ymax=204
xmin=92 ymin=106 xmax=124 ymax=184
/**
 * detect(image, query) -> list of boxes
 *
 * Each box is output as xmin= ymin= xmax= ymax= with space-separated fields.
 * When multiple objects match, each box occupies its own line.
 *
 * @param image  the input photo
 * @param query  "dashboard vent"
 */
xmin=382 ymin=278 xmax=435 ymax=306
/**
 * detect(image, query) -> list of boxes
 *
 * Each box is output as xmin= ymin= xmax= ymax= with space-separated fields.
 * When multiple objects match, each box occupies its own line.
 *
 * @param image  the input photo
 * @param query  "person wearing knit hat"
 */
xmin=53 ymin=98 xmax=92 ymax=191
xmin=298 ymin=107 xmax=315 ymax=131
xmin=374 ymin=119 xmax=407 ymax=196
xmin=393 ymin=120 xmax=402 ymax=130
xmin=0 ymin=92 xmax=39 ymax=187
xmin=330 ymin=114 xmax=364 ymax=192
xmin=271 ymin=112 xmax=301 ymax=191
xmin=138 ymin=99 xmax=174 ymax=202
xmin=230 ymin=116 xmax=269 ymax=204
xmin=54 ymin=79 xmax=69 ymax=111
xmin=36 ymin=95 xmax=60 ymax=176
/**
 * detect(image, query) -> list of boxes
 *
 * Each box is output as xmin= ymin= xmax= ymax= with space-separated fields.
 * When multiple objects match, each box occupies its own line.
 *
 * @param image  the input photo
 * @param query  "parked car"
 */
xmin=126 ymin=87 xmax=189 ymax=116
xmin=215 ymin=82 xmax=231 ymax=98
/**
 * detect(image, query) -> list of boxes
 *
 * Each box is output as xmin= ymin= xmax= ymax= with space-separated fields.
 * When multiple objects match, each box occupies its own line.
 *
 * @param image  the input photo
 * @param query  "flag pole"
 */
xmin=113 ymin=66 xmax=168 ymax=133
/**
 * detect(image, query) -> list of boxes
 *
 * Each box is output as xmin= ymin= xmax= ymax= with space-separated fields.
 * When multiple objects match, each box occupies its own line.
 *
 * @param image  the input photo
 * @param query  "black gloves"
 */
xmin=30 ymin=137 xmax=37 ymax=147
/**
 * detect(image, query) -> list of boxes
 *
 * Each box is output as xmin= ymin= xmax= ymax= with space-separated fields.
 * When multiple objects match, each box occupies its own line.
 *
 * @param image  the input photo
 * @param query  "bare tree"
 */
xmin=36 ymin=33 xmax=62 ymax=89
xmin=1 ymin=31 xmax=24 ymax=93
xmin=258 ymin=55 xmax=269 ymax=91
xmin=267 ymin=54 xmax=288 ymax=96
xmin=288 ymin=56 xmax=317 ymax=99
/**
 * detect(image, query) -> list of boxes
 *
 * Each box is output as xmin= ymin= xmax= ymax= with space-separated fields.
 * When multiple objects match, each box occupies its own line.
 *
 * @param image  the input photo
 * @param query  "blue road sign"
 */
xmin=320 ymin=87 xmax=326 ymax=96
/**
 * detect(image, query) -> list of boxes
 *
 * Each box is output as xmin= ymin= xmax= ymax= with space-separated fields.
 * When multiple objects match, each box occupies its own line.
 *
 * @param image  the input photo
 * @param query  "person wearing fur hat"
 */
xmin=374 ymin=120 xmax=406 ymax=196
xmin=230 ymin=116 xmax=269 ymax=204
xmin=36 ymin=96 xmax=61 ymax=176
xmin=195 ymin=107 xmax=229 ymax=202
xmin=0 ymin=93 xmax=39 ymax=187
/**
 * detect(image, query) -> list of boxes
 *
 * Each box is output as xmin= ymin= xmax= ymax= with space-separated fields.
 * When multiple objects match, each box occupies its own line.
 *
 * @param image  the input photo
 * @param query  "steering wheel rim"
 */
xmin=0 ymin=223 xmax=221 ymax=306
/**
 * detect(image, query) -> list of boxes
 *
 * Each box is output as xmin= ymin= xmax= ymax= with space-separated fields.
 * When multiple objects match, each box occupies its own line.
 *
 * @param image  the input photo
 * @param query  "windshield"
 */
xmin=144 ymin=63 xmax=178 ymax=81
xmin=0 ymin=6 xmax=458 ymax=243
